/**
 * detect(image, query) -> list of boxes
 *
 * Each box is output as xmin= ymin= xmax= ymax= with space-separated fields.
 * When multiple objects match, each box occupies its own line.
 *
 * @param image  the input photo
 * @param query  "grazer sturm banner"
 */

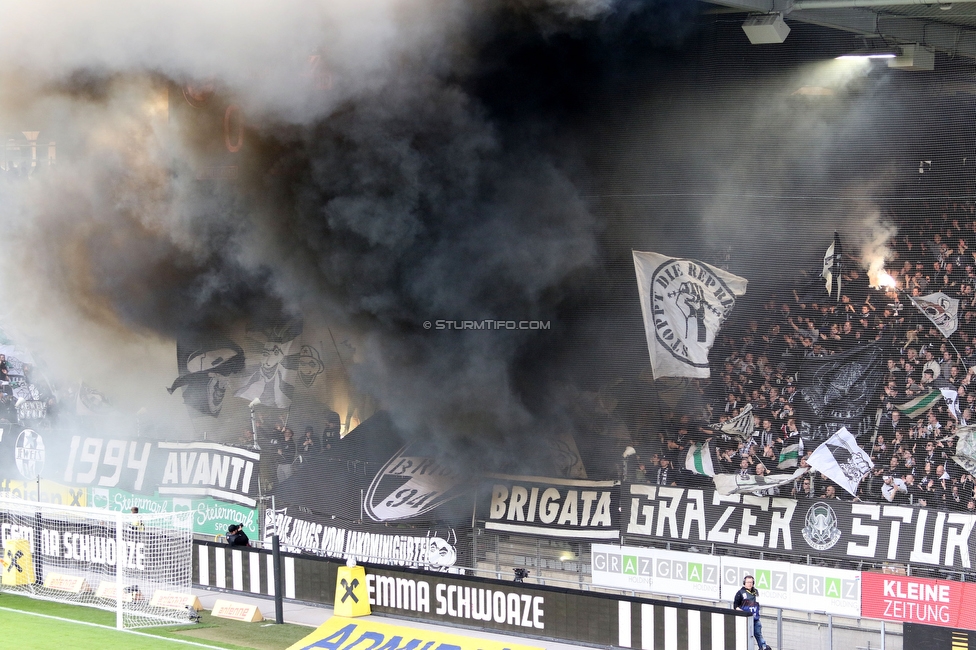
xmin=719 ymin=556 xmax=860 ymax=617
xmin=591 ymin=544 xmax=721 ymax=600
xmin=264 ymin=507 xmax=461 ymax=572
xmin=90 ymin=487 xmax=258 ymax=540
xmin=481 ymin=475 xmax=619 ymax=540
xmin=861 ymin=572 xmax=976 ymax=630
xmin=623 ymin=484 xmax=976 ymax=570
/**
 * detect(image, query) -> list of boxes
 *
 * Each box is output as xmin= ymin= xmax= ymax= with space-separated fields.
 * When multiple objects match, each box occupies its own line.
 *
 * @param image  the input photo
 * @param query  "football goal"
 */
xmin=0 ymin=496 xmax=193 ymax=629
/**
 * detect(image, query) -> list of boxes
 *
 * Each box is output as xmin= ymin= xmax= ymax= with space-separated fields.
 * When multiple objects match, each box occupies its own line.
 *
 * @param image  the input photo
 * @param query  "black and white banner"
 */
xmin=263 ymin=506 xmax=462 ymax=572
xmin=480 ymin=475 xmax=619 ymax=540
xmin=0 ymin=429 xmax=260 ymax=507
xmin=623 ymin=483 xmax=976 ymax=570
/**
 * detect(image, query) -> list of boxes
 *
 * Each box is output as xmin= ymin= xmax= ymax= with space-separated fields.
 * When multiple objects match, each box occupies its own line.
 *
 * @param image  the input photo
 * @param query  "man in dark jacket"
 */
xmin=733 ymin=575 xmax=771 ymax=650
xmin=226 ymin=524 xmax=250 ymax=547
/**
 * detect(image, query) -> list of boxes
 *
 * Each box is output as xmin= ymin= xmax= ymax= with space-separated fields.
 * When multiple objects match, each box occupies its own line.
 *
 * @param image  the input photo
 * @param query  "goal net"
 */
xmin=0 ymin=496 xmax=193 ymax=629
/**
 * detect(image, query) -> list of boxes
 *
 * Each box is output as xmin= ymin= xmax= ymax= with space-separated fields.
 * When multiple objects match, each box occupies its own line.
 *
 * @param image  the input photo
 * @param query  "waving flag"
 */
xmin=910 ymin=292 xmax=959 ymax=338
xmin=822 ymin=232 xmax=842 ymax=301
xmin=633 ymin=252 xmax=747 ymax=379
xmin=807 ymin=427 xmax=874 ymax=497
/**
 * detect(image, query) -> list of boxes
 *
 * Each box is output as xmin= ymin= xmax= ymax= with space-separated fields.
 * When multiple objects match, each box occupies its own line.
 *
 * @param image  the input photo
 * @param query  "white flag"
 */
xmin=633 ymin=252 xmax=747 ymax=379
xmin=807 ymin=427 xmax=874 ymax=497
xmin=713 ymin=467 xmax=806 ymax=496
xmin=911 ymin=292 xmax=959 ymax=338
xmin=941 ymin=387 xmax=962 ymax=420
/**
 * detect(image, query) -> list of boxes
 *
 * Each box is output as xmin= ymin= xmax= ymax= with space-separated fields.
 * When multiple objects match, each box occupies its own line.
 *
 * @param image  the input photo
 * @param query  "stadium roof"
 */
xmin=704 ymin=0 xmax=976 ymax=61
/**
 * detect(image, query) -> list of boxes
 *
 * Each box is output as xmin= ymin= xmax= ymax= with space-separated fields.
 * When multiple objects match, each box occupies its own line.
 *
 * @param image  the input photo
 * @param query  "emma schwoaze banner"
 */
xmin=622 ymin=484 xmax=976 ymax=571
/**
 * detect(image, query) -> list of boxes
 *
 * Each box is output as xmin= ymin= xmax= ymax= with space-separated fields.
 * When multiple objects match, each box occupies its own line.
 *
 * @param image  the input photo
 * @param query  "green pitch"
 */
xmin=0 ymin=592 xmax=313 ymax=650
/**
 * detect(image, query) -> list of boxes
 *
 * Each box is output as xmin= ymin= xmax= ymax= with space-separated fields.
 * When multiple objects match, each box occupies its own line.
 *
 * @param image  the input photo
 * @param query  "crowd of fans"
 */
xmin=640 ymin=202 xmax=976 ymax=512
xmin=234 ymin=409 xmax=343 ymax=492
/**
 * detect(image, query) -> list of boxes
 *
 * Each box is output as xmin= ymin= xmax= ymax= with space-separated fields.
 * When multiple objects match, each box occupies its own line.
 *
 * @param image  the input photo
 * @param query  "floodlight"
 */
xmin=742 ymin=13 xmax=791 ymax=45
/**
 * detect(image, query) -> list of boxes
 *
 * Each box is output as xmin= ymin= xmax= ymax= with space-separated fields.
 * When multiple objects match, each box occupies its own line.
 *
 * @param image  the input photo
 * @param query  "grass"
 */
xmin=0 ymin=592 xmax=314 ymax=650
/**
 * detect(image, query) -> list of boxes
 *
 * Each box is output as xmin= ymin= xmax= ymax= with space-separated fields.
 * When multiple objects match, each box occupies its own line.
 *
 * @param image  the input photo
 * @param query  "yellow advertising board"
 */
xmin=333 ymin=565 xmax=370 ymax=617
xmin=2 ymin=538 xmax=34 ymax=585
xmin=286 ymin=616 xmax=545 ymax=650
xmin=0 ymin=477 xmax=87 ymax=507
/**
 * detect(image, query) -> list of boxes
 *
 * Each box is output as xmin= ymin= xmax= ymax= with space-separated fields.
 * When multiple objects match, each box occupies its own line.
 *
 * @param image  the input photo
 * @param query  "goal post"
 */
xmin=0 ymin=496 xmax=193 ymax=629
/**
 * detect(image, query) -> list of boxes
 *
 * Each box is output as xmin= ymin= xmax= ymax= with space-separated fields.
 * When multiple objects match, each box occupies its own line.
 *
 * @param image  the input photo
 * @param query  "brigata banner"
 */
xmin=623 ymin=484 xmax=976 ymax=570
xmin=720 ymin=556 xmax=860 ymax=616
xmin=0 ymin=428 xmax=261 ymax=508
xmin=591 ymin=544 xmax=721 ymax=599
xmin=591 ymin=544 xmax=859 ymax=615
xmin=481 ymin=475 xmax=619 ymax=540
xmin=861 ymin=572 xmax=976 ymax=630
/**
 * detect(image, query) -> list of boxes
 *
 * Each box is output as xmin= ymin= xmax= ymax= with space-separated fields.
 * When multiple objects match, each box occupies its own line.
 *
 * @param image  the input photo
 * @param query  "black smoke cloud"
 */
xmin=0 ymin=0 xmax=700 ymax=473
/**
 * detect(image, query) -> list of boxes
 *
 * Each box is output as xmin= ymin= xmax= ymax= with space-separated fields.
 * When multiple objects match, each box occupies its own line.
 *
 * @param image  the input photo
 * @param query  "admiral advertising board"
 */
xmin=0 ymin=428 xmax=260 ymax=508
xmin=481 ymin=475 xmax=619 ymax=540
xmin=287 ymin=617 xmax=546 ymax=650
xmin=861 ymin=572 xmax=976 ymax=630
xmin=623 ymin=484 xmax=976 ymax=570
xmin=592 ymin=544 xmax=860 ymax=616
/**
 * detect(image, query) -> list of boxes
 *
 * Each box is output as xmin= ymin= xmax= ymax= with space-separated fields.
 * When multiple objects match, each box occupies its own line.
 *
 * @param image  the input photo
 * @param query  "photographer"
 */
xmin=226 ymin=524 xmax=250 ymax=547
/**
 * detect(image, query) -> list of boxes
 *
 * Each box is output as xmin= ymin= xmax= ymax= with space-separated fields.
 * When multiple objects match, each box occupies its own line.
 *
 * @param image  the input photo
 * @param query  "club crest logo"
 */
xmin=363 ymin=446 xmax=468 ymax=522
xmin=649 ymin=259 xmax=739 ymax=368
xmin=802 ymin=501 xmax=842 ymax=551
xmin=14 ymin=429 xmax=44 ymax=480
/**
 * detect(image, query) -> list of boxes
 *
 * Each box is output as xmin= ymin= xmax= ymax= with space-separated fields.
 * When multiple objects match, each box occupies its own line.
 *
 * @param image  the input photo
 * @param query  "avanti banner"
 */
xmin=0 ymin=427 xmax=260 ymax=508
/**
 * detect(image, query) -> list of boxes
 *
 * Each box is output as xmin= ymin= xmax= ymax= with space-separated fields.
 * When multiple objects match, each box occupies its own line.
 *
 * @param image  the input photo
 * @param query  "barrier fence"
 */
xmin=191 ymin=539 xmax=751 ymax=649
